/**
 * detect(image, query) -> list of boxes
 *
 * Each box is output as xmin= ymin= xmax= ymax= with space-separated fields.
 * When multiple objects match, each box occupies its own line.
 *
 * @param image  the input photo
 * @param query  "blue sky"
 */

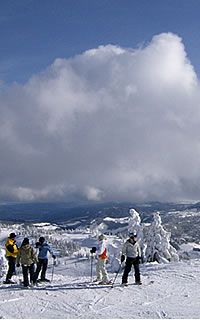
xmin=1 ymin=0 xmax=200 ymax=84
xmin=1 ymin=0 xmax=200 ymax=203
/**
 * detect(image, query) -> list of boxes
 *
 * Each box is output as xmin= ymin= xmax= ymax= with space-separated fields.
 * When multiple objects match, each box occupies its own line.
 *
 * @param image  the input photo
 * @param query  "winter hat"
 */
xmin=9 ymin=233 xmax=16 ymax=239
xmin=39 ymin=236 xmax=45 ymax=243
xmin=22 ymin=237 xmax=29 ymax=245
xmin=129 ymin=232 xmax=137 ymax=238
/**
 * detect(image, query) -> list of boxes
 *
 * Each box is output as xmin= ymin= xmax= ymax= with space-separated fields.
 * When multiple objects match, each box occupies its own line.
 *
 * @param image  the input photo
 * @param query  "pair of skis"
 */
xmin=90 ymin=254 xmax=122 ymax=288
xmin=76 ymin=281 xmax=113 ymax=289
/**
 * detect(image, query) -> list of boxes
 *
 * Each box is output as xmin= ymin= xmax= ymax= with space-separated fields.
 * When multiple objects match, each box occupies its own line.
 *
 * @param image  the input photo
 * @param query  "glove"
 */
xmin=90 ymin=247 xmax=96 ymax=254
xmin=52 ymin=255 xmax=56 ymax=259
xmin=121 ymin=255 xmax=125 ymax=263
xmin=16 ymin=263 xmax=20 ymax=267
xmin=138 ymin=256 xmax=143 ymax=264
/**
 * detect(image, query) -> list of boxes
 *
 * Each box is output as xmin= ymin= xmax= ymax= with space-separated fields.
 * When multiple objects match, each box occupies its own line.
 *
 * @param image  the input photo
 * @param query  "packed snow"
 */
xmin=0 ymin=232 xmax=200 ymax=318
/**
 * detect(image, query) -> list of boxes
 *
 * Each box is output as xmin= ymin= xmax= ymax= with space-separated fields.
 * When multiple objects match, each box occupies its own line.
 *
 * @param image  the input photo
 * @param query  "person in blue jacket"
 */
xmin=33 ymin=237 xmax=56 ymax=283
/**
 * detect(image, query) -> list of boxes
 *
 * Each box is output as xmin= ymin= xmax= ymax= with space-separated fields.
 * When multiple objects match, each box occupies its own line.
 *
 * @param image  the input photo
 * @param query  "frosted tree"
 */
xmin=128 ymin=208 xmax=146 ymax=260
xmin=89 ymin=220 xmax=107 ymax=237
xmin=107 ymin=238 xmax=123 ymax=272
xmin=0 ymin=247 xmax=7 ymax=278
xmin=128 ymin=208 xmax=142 ymax=235
xmin=89 ymin=220 xmax=100 ymax=236
xmin=145 ymin=211 xmax=179 ymax=263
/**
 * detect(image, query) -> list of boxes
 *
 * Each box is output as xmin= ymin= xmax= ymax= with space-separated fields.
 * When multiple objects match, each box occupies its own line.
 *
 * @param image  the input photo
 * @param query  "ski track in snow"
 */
xmin=1 ymin=259 xmax=200 ymax=318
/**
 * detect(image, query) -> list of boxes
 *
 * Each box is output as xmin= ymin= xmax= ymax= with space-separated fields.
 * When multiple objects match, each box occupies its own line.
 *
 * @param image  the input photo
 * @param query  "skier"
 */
xmin=4 ymin=232 xmax=19 ymax=284
xmin=90 ymin=234 xmax=110 ymax=284
xmin=121 ymin=233 xmax=142 ymax=286
xmin=33 ymin=236 xmax=56 ymax=283
xmin=16 ymin=237 xmax=38 ymax=288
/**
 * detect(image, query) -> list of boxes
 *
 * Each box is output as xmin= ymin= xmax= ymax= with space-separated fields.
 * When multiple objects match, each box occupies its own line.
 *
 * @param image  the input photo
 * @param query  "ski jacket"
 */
xmin=37 ymin=242 xmax=54 ymax=260
xmin=122 ymin=239 xmax=141 ymax=259
xmin=17 ymin=244 xmax=38 ymax=266
xmin=96 ymin=239 xmax=108 ymax=260
xmin=5 ymin=238 xmax=19 ymax=258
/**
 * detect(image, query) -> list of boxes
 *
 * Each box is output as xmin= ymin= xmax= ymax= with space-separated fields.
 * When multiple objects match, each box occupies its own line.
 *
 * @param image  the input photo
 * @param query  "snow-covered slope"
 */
xmin=0 ymin=254 xmax=200 ymax=318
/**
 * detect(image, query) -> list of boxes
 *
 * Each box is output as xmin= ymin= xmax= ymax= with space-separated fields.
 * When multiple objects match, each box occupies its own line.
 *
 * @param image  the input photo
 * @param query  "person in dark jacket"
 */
xmin=16 ymin=237 xmax=38 ymax=288
xmin=33 ymin=237 xmax=56 ymax=283
xmin=4 ymin=233 xmax=19 ymax=284
xmin=121 ymin=233 xmax=142 ymax=286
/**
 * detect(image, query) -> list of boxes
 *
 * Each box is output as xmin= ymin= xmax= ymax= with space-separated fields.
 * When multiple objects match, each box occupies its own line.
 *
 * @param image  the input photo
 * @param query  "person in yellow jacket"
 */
xmin=4 ymin=233 xmax=19 ymax=284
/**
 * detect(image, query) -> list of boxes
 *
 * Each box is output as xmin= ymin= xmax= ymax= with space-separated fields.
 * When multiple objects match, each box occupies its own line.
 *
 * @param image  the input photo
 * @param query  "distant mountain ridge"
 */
xmin=0 ymin=200 xmax=200 ymax=245
xmin=0 ymin=200 xmax=196 ymax=223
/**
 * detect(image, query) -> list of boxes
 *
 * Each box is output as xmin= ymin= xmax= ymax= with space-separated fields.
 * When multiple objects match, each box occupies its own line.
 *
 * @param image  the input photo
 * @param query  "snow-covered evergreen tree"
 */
xmin=107 ymin=238 xmax=122 ymax=272
xmin=89 ymin=220 xmax=107 ymax=236
xmin=145 ymin=211 xmax=179 ymax=263
xmin=0 ymin=247 xmax=7 ymax=278
xmin=128 ymin=208 xmax=146 ymax=260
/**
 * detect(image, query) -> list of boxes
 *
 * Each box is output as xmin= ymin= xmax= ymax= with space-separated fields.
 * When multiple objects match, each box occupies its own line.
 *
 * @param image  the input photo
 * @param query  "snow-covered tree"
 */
xmin=89 ymin=220 xmax=107 ymax=237
xmin=107 ymin=238 xmax=122 ymax=272
xmin=128 ymin=208 xmax=146 ymax=260
xmin=145 ymin=211 xmax=179 ymax=263
xmin=0 ymin=247 xmax=7 ymax=278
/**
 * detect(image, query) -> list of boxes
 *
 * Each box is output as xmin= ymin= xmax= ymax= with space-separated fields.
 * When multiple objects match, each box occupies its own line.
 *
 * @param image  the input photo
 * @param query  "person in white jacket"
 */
xmin=121 ymin=233 xmax=142 ymax=286
xmin=90 ymin=234 xmax=110 ymax=284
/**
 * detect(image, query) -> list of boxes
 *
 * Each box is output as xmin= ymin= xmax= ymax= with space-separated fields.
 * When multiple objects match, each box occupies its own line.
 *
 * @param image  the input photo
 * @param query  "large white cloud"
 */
xmin=1 ymin=32 xmax=200 ymax=202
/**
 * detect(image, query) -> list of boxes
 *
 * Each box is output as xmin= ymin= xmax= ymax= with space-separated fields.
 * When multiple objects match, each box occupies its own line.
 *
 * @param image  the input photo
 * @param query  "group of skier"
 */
xmin=91 ymin=232 xmax=142 ymax=286
xmin=4 ymin=231 xmax=142 ymax=288
xmin=4 ymin=232 xmax=56 ymax=287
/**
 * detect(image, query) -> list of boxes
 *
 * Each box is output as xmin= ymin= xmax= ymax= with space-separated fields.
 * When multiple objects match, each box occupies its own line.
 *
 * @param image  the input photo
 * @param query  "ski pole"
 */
xmin=90 ymin=253 xmax=94 ymax=282
xmin=111 ymin=264 xmax=122 ymax=288
xmin=16 ymin=265 xmax=22 ymax=285
xmin=51 ymin=258 xmax=56 ymax=283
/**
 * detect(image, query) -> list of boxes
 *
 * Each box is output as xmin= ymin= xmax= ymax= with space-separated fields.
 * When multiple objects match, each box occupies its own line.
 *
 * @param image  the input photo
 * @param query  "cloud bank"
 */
xmin=1 ymin=32 xmax=200 ymax=203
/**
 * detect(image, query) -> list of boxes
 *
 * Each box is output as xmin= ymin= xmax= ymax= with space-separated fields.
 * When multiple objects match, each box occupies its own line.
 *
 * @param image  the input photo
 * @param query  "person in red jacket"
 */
xmin=90 ymin=234 xmax=110 ymax=284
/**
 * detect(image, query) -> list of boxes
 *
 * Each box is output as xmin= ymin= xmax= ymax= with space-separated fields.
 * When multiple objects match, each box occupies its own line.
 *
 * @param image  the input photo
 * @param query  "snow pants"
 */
xmin=6 ymin=256 xmax=16 ymax=281
xmin=96 ymin=258 xmax=108 ymax=282
xmin=33 ymin=258 xmax=48 ymax=282
xmin=22 ymin=263 xmax=35 ymax=287
xmin=122 ymin=256 xmax=141 ymax=284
